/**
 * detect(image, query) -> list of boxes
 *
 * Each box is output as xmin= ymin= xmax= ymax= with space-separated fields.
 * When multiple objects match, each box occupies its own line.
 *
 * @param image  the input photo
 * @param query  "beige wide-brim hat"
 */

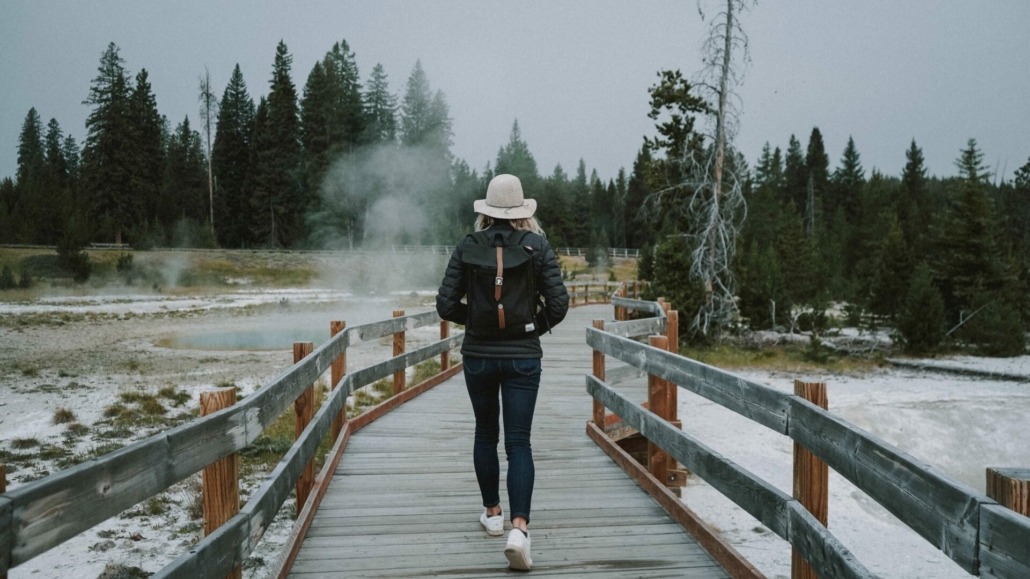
xmin=474 ymin=174 xmax=537 ymax=220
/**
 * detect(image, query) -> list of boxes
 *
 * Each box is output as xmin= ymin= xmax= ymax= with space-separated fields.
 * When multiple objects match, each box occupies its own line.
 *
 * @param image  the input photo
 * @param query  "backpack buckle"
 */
xmin=495 ymin=277 xmax=504 ymax=286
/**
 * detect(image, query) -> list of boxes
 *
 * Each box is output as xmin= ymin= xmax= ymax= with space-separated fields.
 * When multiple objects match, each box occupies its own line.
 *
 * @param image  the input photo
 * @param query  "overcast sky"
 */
xmin=2 ymin=1 xmax=1028 ymax=184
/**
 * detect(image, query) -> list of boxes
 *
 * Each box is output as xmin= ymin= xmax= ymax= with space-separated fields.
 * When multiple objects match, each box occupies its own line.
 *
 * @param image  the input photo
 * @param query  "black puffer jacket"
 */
xmin=436 ymin=222 xmax=569 ymax=358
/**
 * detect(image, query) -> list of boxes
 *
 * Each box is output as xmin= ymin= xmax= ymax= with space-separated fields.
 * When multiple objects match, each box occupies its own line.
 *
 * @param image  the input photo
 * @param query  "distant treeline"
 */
xmin=640 ymin=125 xmax=1030 ymax=354
xmin=0 ymin=39 xmax=633 ymax=252
xmin=3 ymin=39 xmax=1029 ymax=354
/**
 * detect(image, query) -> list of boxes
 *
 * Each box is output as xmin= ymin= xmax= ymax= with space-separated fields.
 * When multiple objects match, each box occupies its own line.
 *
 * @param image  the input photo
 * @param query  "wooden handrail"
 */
xmin=586 ymin=296 xmax=1030 ymax=578
xmin=156 ymin=331 xmax=463 ymax=578
xmin=0 ymin=309 xmax=455 ymax=573
xmin=586 ymin=375 xmax=874 ymax=579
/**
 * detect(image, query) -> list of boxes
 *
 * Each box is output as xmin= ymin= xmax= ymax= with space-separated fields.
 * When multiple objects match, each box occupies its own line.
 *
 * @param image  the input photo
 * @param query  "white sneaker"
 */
xmin=480 ymin=509 xmax=504 ymax=536
xmin=504 ymin=528 xmax=532 ymax=570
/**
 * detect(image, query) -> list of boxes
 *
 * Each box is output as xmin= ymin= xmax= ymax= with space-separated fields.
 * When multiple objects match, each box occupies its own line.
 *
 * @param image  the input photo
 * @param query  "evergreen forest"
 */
xmin=3 ymin=39 xmax=1028 ymax=355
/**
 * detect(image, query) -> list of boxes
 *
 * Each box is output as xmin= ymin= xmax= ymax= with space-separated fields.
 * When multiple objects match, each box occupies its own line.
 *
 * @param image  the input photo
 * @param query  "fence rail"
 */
xmin=0 ymin=309 xmax=462 ymax=576
xmin=586 ymin=285 xmax=1030 ymax=578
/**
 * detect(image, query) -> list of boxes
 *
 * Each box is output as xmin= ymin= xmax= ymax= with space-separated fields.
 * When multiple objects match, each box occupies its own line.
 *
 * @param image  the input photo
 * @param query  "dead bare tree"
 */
xmin=687 ymin=0 xmax=755 ymax=335
xmin=198 ymin=67 xmax=219 ymax=237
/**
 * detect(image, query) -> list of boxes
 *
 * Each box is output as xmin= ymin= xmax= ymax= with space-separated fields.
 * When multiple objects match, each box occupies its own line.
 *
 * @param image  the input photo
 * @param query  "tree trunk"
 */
xmin=707 ymin=0 xmax=734 ymax=312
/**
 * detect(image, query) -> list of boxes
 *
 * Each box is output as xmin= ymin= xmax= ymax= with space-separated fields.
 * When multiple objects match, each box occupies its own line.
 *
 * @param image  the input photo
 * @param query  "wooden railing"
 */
xmin=0 ymin=310 xmax=462 ymax=578
xmin=586 ymin=291 xmax=1030 ymax=579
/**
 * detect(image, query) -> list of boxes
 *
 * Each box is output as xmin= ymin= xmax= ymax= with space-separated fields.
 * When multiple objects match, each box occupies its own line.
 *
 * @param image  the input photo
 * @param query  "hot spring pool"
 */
xmin=158 ymin=328 xmax=331 ymax=350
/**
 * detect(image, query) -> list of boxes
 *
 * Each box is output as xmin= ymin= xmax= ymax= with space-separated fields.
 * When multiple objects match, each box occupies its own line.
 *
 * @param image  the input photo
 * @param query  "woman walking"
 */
xmin=436 ymin=174 xmax=569 ymax=570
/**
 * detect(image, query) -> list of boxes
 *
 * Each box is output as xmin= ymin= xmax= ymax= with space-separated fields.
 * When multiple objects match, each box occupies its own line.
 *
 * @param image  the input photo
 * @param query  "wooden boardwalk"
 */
xmin=288 ymin=305 xmax=731 ymax=578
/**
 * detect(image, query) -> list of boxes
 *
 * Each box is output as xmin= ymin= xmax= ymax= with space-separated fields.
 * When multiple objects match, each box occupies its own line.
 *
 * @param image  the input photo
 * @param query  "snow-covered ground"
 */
xmin=900 ymin=354 xmax=1030 ymax=379
xmin=1 ymin=289 xmax=441 ymax=578
xmin=674 ymin=366 xmax=1030 ymax=579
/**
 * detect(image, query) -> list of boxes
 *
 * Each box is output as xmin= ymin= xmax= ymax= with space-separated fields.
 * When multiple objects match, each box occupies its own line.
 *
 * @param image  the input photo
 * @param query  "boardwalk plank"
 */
xmin=287 ymin=305 xmax=731 ymax=578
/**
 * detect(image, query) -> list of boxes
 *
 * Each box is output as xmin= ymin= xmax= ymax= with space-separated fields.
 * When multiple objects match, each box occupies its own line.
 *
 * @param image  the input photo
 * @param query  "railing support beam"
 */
xmin=440 ymin=321 xmax=450 ymax=371
xmin=792 ymin=380 xmax=829 ymax=579
xmin=647 ymin=335 xmax=672 ymax=485
xmin=330 ymin=321 xmax=347 ymax=444
xmin=987 ymin=467 xmax=1030 ymax=516
xmin=200 ymin=387 xmax=241 ymax=579
xmin=592 ymin=319 xmax=606 ymax=427
xmin=293 ymin=342 xmax=315 ymax=511
xmin=393 ymin=310 xmax=406 ymax=395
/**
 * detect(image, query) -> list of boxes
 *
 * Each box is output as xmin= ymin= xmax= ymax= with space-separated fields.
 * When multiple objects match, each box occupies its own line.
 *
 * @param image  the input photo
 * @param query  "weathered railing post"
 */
xmin=665 ymin=309 xmax=682 ymax=485
xmin=330 ymin=321 xmax=347 ymax=443
xmin=633 ymin=280 xmax=639 ymax=299
xmin=440 ymin=320 xmax=450 ymax=371
xmin=393 ymin=310 xmax=406 ymax=395
xmin=647 ymin=335 xmax=671 ymax=484
xmin=293 ymin=342 xmax=315 ymax=511
xmin=1 ymin=463 xmax=6 ymax=579
xmin=592 ymin=319 xmax=606 ymax=427
xmin=986 ymin=468 xmax=1030 ymax=516
xmin=200 ymin=388 xmax=241 ymax=579
xmin=792 ymin=380 xmax=829 ymax=579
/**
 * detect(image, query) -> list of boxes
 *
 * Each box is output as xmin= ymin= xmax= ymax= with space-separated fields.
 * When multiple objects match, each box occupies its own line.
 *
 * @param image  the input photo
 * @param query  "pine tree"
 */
xmin=400 ymin=60 xmax=434 ymax=147
xmin=850 ymin=171 xmax=897 ymax=295
xmin=783 ymin=135 xmax=807 ymax=211
xmin=738 ymin=240 xmax=785 ymax=329
xmin=16 ymin=108 xmax=45 ymax=186
xmin=869 ymin=216 xmax=913 ymax=318
xmin=897 ymin=140 xmax=929 ymax=249
xmin=251 ymin=41 xmax=303 ymax=247
xmin=44 ymin=119 xmax=68 ymax=182
xmin=540 ymin=164 xmax=570 ymax=245
xmin=805 ymin=128 xmax=829 ymax=236
xmin=624 ymin=145 xmax=652 ymax=248
xmin=897 ymin=263 xmax=946 ymax=353
xmin=936 ymin=139 xmax=1011 ymax=321
xmin=494 ymin=119 xmax=540 ymax=192
xmin=62 ymin=134 xmax=80 ymax=184
xmin=129 ymin=69 xmax=165 ymax=226
xmin=0 ymin=178 xmax=16 ymax=243
xmin=322 ymin=40 xmax=365 ymax=149
xmin=832 ymin=136 xmax=865 ymax=224
xmin=212 ymin=64 xmax=256 ymax=248
xmin=1003 ymin=157 xmax=1030 ymax=263
xmin=613 ymin=167 xmax=628 ymax=247
xmin=81 ymin=43 xmax=135 ymax=244
xmin=162 ymin=116 xmax=208 ymax=227
xmin=565 ymin=159 xmax=591 ymax=247
xmin=12 ymin=109 xmax=45 ymax=242
xmin=363 ymin=63 xmax=398 ymax=144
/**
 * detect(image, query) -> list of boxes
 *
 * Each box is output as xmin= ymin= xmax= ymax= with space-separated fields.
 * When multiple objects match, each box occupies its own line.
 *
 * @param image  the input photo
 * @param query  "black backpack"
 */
xmin=461 ymin=229 xmax=542 ymax=338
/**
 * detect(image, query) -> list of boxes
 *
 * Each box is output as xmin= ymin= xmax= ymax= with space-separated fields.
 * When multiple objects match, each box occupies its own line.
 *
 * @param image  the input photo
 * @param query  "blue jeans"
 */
xmin=463 ymin=356 xmax=541 ymax=524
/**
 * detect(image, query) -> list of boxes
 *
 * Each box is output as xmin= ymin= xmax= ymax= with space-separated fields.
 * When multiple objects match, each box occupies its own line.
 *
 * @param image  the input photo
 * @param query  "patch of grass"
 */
xmin=412 ymin=358 xmax=441 ymax=384
xmin=11 ymin=437 xmax=40 ymax=449
xmin=119 ymin=391 xmax=151 ymax=404
xmin=124 ymin=357 xmax=142 ymax=372
xmin=19 ymin=365 xmax=39 ymax=377
xmin=52 ymin=407 xmax=76 ymax=424
xmin=682 ymin=343 xmax=877 ymax=374
xmin=58 ymin=369 xmax=75 ymax=378
xmin=97 ymin=563 xmax=152 ymax=579
xmin=36 ymin=443 xmax=71 ymax=462
xmin=104 ymin=403 xmax=129 ymax=418
xmin=66 ymin=423 xmax=90 ymax=436
xmin=144 ymin=496 xmax=168 ymax=516
xmin=139 ymin=397 xmax=167 ymax=415
xmin=157 ymin=385 xmax=191 ymax=406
